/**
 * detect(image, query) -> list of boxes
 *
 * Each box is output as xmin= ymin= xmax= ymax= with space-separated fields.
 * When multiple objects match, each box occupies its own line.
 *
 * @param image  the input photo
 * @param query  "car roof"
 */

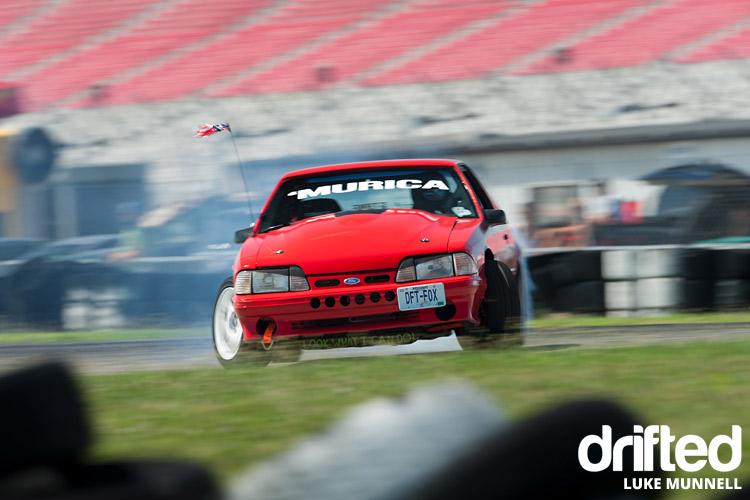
xmin=279 ymin=159 xmax=461 ymax=180
xmin=640 ymin=162 xmax=750 ymax=186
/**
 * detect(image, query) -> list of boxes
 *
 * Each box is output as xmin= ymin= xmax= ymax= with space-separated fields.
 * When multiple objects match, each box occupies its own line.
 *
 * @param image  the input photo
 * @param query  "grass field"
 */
xmin=3 ymin=311 xmax=750 ymax=343
xmin=531 ymin=311 xmax=750 ymax=329
xmin=77 ymin=338 xmax=749 ymax=499
xmin=0 ymin=328 xmax=205 ymax=343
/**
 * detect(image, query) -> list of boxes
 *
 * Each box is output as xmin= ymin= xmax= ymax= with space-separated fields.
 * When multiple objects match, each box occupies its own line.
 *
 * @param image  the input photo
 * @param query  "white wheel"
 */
xmin=213 ymin=280 xmax=243 ymax=363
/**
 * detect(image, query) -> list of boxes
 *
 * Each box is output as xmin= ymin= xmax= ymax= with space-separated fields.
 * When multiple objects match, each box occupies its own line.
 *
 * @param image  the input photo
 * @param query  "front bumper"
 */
xmin=233 ymin=274 xmax=484 ymax=341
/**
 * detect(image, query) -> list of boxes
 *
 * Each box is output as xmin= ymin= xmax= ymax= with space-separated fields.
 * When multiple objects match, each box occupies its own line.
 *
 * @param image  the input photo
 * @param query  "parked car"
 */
xmin=0 ymin=235 xmax=120 ymax=328
xmin=594 ymin=163 xmax=750 ymax=245
xmin=0 ymin=238 xmax=43 ymax=262
xmin=212 ymin=159 xmax=521 ymax=366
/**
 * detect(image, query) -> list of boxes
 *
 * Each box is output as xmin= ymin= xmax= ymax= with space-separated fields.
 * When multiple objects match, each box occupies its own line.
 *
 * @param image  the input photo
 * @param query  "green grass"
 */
xmin=0 ymin=328 xmax=205 ymax=343
xmin=2 ymin=310 xmax=750 ymax=343
xmin=530 ymin=311 xmax=750 ymax=329
xmin=79 ymin=339 xmax=750 ymax=499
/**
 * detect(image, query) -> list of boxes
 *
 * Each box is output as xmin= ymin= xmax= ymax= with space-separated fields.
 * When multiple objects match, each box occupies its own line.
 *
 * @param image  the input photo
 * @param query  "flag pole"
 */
xmin=226 ymin=123 xmax=254 ymax=218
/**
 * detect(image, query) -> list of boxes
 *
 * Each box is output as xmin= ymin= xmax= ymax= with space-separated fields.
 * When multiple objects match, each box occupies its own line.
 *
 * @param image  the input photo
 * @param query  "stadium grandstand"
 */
xmin=2 ymin=0 xmax=750 ymax=207
xmin=0 ymin=0 xmax=749 ymax=108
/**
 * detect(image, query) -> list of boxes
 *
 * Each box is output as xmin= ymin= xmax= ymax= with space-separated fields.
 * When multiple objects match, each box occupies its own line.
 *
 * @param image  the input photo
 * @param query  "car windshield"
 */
xmin=258 ymin=166 xmax=477 ymax=233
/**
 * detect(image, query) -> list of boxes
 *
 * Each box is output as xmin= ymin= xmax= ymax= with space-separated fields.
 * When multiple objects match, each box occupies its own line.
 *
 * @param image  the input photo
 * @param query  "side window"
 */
xmin=459 ymin=164 xmax=494 ymax=210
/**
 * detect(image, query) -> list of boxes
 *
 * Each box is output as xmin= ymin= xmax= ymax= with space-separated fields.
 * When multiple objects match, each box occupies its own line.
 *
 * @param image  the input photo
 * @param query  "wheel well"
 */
xmin=484 ymin=249 xmax=494 ymax=270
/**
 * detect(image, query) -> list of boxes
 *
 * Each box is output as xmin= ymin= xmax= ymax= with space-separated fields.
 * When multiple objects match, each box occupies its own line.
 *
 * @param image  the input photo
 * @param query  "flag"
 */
xmin=195 ymin=122 xmax=230 ymax=138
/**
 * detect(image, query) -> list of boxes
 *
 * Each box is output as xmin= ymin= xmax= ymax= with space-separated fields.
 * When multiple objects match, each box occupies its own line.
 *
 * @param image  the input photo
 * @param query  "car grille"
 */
xmin=310 ymin=273 xmax=393 ymax=290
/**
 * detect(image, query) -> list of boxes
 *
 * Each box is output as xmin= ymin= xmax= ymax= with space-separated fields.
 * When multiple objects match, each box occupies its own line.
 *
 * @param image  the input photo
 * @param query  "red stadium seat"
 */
xmin=363 ymin=0 xmax=643 ymax=86
xmin=0 ymin=0 xmax=153 ymax=77
xmin=517 ymin=0 xmax=750 ymax=74
xmin=16 ymin=0 xmax=271 ymax=110
xmin=210 ymin=2 xmax=508 ymax=97
xmin=68 ymin=0 xmax=396 ymax=107
xmin=6 ymin=0 xmax=750 ymax=109
xmin=676 ymin=24 xmax=750 ymax=63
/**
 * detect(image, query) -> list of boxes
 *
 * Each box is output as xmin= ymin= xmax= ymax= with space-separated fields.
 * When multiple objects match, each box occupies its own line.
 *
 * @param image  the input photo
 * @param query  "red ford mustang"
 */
xmin=212 ymin=159 xmax=521 ymax=366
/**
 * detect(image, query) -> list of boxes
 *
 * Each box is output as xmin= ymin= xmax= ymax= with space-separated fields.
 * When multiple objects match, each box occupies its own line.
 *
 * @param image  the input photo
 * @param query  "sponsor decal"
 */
xmin=287 ymin=179 xmax=450 ymax=200
xmin=579 ymin=425 xmax=743 ymax=491
xmin=343 ymin=278 xmax=360 ymax=285
xmin=303 ymin=332 xmax=417 ymax=349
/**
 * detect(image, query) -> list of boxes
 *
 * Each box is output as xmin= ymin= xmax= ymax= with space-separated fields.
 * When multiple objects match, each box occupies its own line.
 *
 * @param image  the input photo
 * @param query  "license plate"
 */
xmin=397 ymin=283 xmax=446 ymax=311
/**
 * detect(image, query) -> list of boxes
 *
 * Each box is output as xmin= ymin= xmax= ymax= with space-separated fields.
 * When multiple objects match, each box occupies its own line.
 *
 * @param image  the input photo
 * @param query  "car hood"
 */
xmin=240 ymin=210 xmax=461 ymax=274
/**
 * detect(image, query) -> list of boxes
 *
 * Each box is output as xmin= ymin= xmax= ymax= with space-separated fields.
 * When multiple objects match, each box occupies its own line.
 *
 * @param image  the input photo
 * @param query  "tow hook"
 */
xmin=262 ymin=322 xmax=275 ymax=350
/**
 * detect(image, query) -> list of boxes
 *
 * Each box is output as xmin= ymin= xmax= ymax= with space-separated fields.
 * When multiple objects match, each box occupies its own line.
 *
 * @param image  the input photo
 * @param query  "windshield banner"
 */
xmin=287 ymin=179 xmax=450 ymax=200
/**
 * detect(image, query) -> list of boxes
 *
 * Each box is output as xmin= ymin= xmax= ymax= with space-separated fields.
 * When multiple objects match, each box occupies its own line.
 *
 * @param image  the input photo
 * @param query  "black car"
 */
xmin=593 ymin=163 xmax=750 ymax=245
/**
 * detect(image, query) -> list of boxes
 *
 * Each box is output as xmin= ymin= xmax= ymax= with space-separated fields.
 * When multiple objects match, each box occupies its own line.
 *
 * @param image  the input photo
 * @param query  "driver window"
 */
xmin=460 ymin=165 xmax=494 ymax=209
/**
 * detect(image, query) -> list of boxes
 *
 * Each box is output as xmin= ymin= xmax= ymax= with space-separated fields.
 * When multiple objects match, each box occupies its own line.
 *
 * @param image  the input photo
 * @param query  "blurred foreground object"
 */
xmin=0 ymin=361 xmax=219 ymax=500
xmin=229 ymin=381 xmax=505 ymax=500
xmin=0 ymin=364 xmax=745 ymax=500
xmin=229 ymin=382 xmax=664 ymax=500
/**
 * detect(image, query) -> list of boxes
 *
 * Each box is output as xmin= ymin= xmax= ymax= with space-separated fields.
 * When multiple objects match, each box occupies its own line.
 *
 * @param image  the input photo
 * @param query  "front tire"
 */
xmin=212 ymin=278 xmax=272 ymax=367
xmin=458 ymin=260 xmax=522 ymax=348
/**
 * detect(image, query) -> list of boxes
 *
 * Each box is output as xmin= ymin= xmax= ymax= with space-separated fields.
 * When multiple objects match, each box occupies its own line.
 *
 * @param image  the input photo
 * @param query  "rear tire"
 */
xmin=212 ymin=278 xmax=272 ymax=368
xmin=458 ymin=260 xmax=522 ymax=349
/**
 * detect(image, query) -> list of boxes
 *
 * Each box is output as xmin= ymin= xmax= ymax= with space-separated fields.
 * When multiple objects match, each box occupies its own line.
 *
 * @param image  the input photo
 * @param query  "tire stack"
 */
xmin=529 ymin=245 xmax=750 ymax=316
xmin=538 ymin=250 xmax=606 ymax=314
xmin=527 ymin=247 xmax=684 ymax=316
xmin=681 ymin=247 xmax=715 ymax=311
xmin=602 ymin=247 xmax=683 ymax=317
xmin=706 ymin=248 xmax=750 ymax=309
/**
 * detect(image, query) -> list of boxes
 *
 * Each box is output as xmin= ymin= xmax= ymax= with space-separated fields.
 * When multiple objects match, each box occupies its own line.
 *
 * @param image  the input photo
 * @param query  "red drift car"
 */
xmin=212 ymin=159 xmax=521 ymax=366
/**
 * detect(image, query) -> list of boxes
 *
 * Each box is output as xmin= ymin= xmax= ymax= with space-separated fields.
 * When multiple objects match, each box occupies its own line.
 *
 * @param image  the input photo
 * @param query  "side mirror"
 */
xmin=484 ymin=209 xmax=507 ymax=226
xmin=234 ymin=224 xmax=255 ymax=244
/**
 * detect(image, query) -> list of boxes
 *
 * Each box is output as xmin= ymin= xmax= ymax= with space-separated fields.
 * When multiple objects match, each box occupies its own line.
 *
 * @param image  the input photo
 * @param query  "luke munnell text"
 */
xmin=624 ymin=478 xmax=742 ymax=490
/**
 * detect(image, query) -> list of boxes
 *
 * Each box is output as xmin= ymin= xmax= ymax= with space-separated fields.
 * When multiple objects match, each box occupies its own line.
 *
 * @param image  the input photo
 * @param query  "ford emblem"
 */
xmin=343 ymin=278 xmax=360 ymax=285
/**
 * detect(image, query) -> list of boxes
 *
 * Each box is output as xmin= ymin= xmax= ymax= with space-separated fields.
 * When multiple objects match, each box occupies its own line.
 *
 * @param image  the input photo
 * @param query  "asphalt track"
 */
xmin=1 ymin=323 xmax=749 ymax=375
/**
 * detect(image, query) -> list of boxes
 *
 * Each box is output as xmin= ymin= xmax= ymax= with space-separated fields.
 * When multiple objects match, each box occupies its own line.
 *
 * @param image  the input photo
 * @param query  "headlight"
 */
xmin=416 ymin=254 xmax=453 ymax=280
xmin=253 ymin=269 xmax=289 ymax=294
xmin=234 ymin=266 xmax=310 ymax=295
xmin=396 ymin=253 xmax=477 ymax=283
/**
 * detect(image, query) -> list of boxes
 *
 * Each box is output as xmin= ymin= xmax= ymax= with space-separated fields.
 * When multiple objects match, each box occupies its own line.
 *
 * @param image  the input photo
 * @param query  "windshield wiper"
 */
xmin=334 ymin=208 xmax=388 ymax=217
xmin=260 ymin=222 xmax=292 ymax=233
